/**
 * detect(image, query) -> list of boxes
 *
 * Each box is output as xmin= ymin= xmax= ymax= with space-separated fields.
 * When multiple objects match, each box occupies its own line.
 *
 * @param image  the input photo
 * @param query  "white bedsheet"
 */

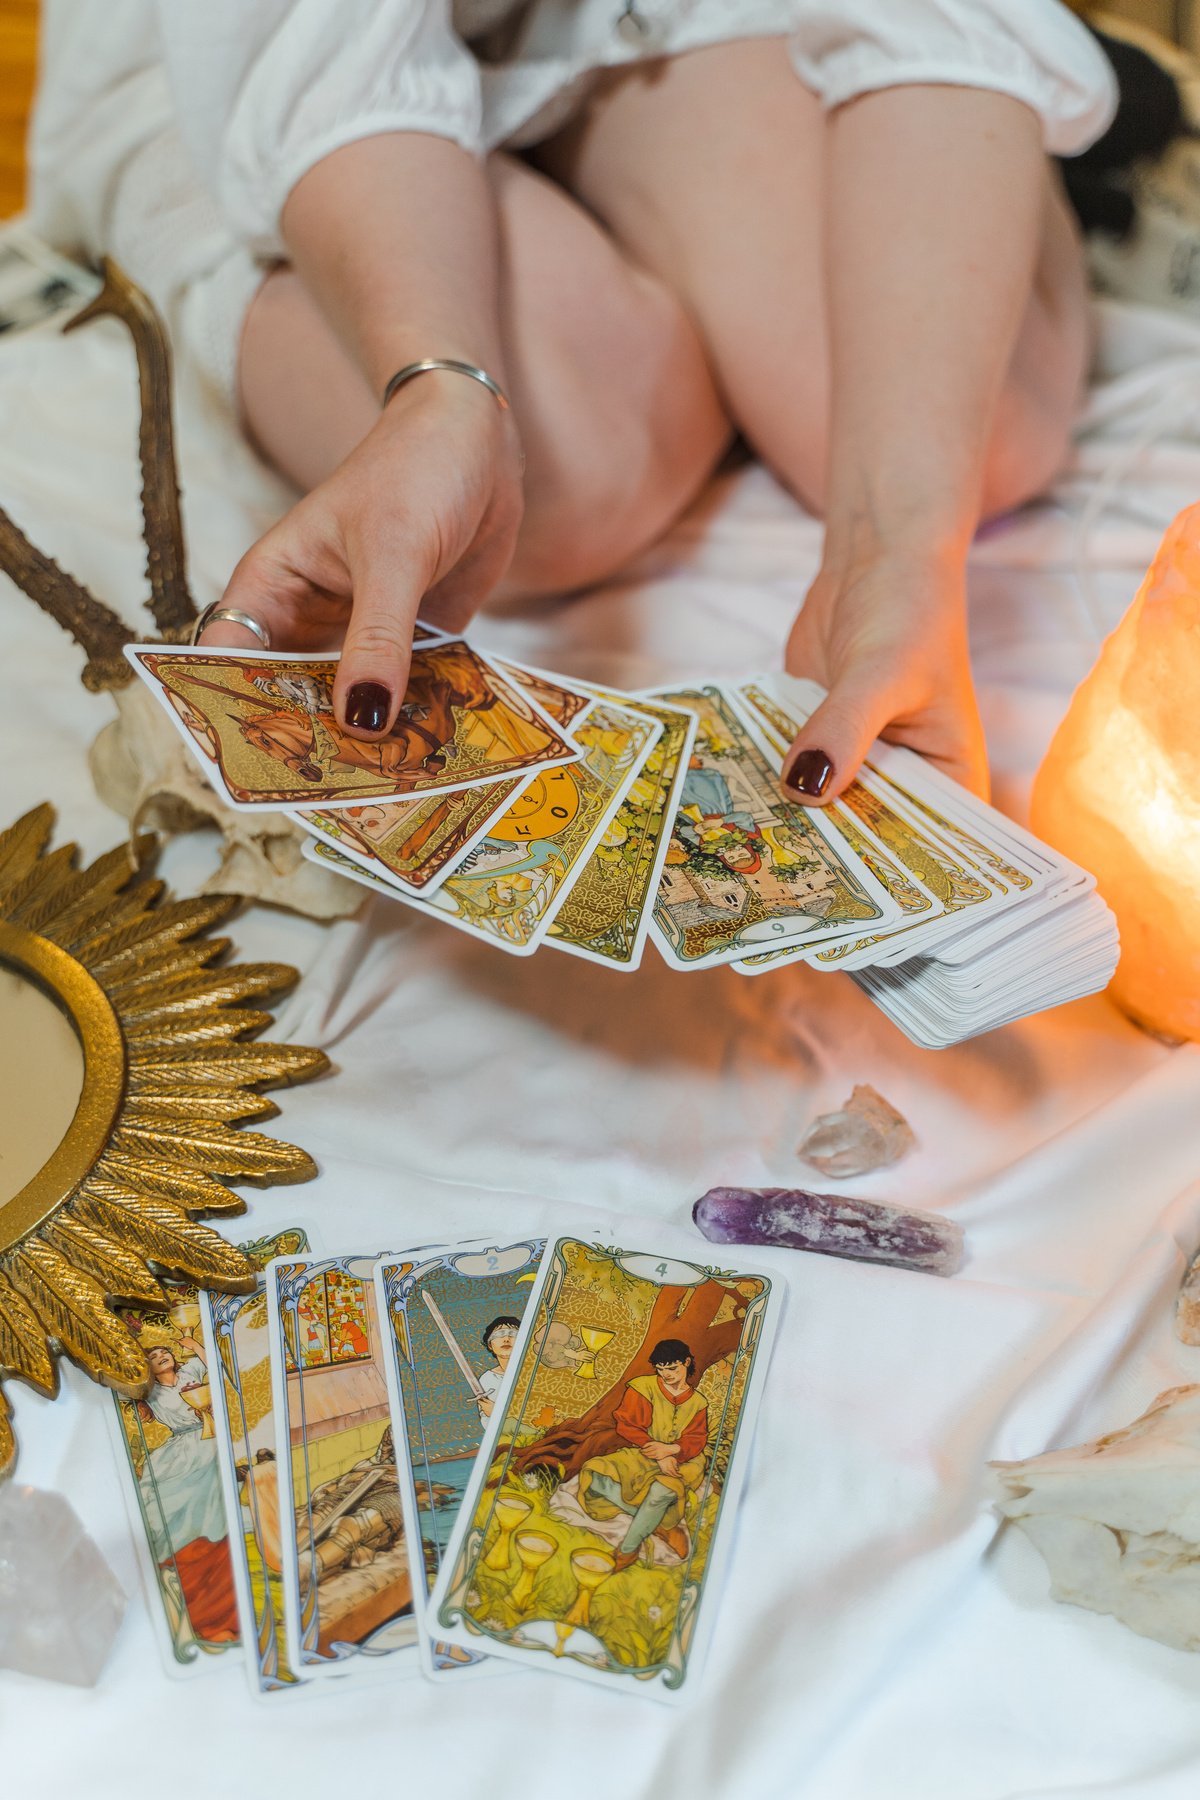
xmin=3 ymin=293 xmax=1200 ymax=1799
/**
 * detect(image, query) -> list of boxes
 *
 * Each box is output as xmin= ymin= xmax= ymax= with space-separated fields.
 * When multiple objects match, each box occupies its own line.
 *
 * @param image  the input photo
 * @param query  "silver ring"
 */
xmin=190 ymin=602 xmax=272 ymax=650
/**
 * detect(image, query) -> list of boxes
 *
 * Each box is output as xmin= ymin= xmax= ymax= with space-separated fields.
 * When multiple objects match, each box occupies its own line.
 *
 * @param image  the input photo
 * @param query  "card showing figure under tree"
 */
xmin=267 ymin=1254 xmax=420 ymax=1685
xmin=375 ymin=1237 xmax=548 ymax=1676
xmin=431 ymin=1237 xmax=781 ymax=1700
xmin=125 ymin=642 xmax=578 ymax=810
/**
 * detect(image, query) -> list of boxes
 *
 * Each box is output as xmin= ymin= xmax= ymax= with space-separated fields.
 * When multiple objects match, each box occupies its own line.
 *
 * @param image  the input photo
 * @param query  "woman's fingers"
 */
xmin=781 ymin=686 xmax=990 ymax=805
xmin=782 ymin=559 xmax=990 ymax=805
xmin=331 ymin=523 xmax=430 ymax=737
xmin=779 ymin=673 xmax=894 ymax=806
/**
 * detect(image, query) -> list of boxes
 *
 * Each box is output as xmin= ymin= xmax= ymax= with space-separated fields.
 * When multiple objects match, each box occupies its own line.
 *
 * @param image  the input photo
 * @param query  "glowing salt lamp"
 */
xmin=1030 ymin=500 xmax=1200 ymax=1041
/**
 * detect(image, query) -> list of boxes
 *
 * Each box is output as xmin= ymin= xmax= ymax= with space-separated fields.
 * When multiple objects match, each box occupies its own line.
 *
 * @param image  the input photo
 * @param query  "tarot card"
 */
xmin=108 ymin=1280 xmax=242 ymax=1676
xmin=295 ymin=780 xmax=532 ymax=896
xmin=266 ymin=1253 xmax=421 ymax=1683
xmin=430 ymin=1235 xmax=781 ymax=1700
xmin=300 ymin=833 xmax=411 ymax=898
xmin=374 ymin=1236 xmax=546 ymax=1677
xmin=727 ymin=680 xmax=1007 ymax=973
xmin=646 ymin=685 xmax=900 ymax=971
xmin=545 ymin=692 xmax=697 ymax=971
xmin=493 ymin=658 xmax=594 ymax=733
xmin=292 ymin=660 xmax=593 ymax=895
xmin=357 ymin=699 xmax=661 ymax=956
xmin=201 ymin=1224 xmax=316 ymax=1698
xmin=743 ymin=674 xmax=1048 ymax=899
xmin=0 ymin=225 xmax=99 ymax=337
xmin=124 ymin=641 xmax=578 ymax=811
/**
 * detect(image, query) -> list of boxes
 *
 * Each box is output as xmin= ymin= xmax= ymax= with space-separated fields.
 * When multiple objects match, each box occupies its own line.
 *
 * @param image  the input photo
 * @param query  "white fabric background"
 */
xmin=3 ymin=294 xmax=1200 ymax=1797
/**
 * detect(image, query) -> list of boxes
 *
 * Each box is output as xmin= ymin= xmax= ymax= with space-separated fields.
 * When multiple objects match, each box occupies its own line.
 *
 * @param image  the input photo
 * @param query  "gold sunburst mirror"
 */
xmin=0 ymin=802 xmax=329 ymax=1475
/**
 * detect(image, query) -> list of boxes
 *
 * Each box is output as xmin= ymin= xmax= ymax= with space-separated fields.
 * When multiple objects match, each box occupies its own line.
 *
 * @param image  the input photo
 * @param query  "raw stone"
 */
xmin=692 ymin=1186 xmax=963 ymax=1276
xmin=0 ymin=1484 xmax=126 ymax=1685
xmin=1176 ymin=1250 xmax=1200 ymax=1345
xmin=798 ymin=1084 xmax=916 ymax=1179
xmin=990 ymin=1385 xmax=1200 ymax=1652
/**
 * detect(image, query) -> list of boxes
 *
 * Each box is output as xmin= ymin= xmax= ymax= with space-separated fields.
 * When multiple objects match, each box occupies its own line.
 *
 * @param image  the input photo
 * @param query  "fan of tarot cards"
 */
xmin=127 ymin=631 xmax=1118 ymax=1049
xmin=107 ymin=1223 xmax=781 ymax=1701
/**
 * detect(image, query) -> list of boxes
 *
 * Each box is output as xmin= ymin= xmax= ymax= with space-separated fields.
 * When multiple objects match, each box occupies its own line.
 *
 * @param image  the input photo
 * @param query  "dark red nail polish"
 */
xmin=345 ymin=681 xmax=391 ymax=733
xmin=783 ymin=748 xmax=834 ymax=798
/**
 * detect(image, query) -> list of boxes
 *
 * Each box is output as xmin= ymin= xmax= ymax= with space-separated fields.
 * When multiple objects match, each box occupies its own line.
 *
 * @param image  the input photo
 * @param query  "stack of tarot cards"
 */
xmin=106 ymin=1222 xmax=781 ymax=1701
xmin=127 ymin=641 xmax=1118 ymax=1048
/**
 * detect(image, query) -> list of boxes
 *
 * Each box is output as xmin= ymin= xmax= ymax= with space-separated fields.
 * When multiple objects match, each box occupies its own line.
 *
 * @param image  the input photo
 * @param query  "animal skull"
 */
xmin=89 ymin=681 xmax=361 ymax=917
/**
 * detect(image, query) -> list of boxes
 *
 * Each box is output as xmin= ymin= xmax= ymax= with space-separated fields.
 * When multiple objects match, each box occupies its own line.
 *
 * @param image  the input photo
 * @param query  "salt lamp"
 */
xmin=1030 ymin=500 xmax=1200 ymax=1040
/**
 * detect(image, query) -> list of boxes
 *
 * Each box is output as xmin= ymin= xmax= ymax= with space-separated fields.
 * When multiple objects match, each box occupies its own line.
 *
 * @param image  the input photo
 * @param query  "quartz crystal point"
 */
xmin=798 ymin=1084 xmax=915 ymax=1178
xmin=693 ymin=1186 xmax=963 ymax=1276
xmin=0 ymin=1484 xmax=126 ymax=1685
xmin=991 ymin=1386 xmax=1200 ymax=1652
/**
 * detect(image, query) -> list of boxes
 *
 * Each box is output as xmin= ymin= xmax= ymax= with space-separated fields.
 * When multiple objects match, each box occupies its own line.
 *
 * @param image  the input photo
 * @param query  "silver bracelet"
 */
xmin=382 ymin=359 xmax=510 ymax=412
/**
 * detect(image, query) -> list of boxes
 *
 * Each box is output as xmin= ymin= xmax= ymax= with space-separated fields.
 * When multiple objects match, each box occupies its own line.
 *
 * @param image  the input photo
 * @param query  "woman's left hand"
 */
xmin=781 ymin=547 xmax=989 ymax=804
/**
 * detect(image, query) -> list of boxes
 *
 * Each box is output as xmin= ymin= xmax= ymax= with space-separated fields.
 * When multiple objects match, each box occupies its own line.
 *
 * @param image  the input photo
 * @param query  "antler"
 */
xmin=0 ymin=257 xmax=199 ymax=691
xmin=64 ymin=260 xmax=197 ymax=637
xmin=0 ymin=506 xmax=135 ymax=691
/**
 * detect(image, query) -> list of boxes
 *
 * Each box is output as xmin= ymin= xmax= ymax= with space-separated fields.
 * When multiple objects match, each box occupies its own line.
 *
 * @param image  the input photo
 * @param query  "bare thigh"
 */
xmin=238 ymin=153 xmax=730 ymax=597
xmin=538 ymin=38 xmax=1091 ymax=518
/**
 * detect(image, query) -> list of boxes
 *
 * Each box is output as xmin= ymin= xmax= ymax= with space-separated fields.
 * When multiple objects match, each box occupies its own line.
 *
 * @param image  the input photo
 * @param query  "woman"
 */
xmin=30 ymin=2 xmax=1115 ymax=800
xmin=135 ymin=1332 xmax=239 ymax=1643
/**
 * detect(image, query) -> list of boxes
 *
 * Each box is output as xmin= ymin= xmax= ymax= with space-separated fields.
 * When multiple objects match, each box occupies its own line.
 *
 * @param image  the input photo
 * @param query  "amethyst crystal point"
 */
xmin=0 ymin=1484 xmax=126 ymax=1686
xmin=693 ymin=1186 xmax=963 ymax=1277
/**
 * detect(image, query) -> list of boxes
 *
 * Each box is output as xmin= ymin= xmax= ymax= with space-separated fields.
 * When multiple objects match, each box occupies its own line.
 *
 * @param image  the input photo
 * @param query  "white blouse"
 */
xmin=32 ymin=0 xmax=1116 ymax=262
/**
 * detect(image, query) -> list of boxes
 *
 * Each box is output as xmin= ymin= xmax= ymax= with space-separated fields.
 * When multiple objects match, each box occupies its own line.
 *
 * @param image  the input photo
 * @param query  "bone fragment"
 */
xmin=89 ymin=682 xmax=362 ymax=918
xmin=991 ymin=1385 xmax=1200 ymax=1652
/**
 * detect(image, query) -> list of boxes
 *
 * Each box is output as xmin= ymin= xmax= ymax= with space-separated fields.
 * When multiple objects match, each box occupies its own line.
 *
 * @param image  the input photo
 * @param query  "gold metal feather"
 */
xmin=42 ymin=1217 xmax=166 ymax=1310
xmin=0 ymin=804 xmax=328 ymax=1477
xmin=0 ymin=1274 xmax=58 ymax=1396
xmin=6 ymin=1242 xmax=153 ymax=1395
xmin=72 ymin=1191 xmax=255 ymax=1291
xmin=0 ymin=1392 xmax=14 ymax=1477
xmin=95 ymin=1155 xmax=250 ymax=1216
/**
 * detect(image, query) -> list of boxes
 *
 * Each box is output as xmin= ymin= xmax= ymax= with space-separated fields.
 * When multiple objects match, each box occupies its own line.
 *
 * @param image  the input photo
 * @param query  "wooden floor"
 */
xmin=0 ymin=0 xmax=38 ymax=219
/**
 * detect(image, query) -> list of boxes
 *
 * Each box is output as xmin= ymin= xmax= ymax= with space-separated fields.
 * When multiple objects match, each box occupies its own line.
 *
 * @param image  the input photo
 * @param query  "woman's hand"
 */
xmin=202 ymin=369 xmax=523 ymax=736
xmin=781 ymin=547 xmax=988 ymax=804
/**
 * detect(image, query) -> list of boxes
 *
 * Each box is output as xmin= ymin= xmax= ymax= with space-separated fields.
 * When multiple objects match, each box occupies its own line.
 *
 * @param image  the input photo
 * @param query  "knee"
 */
xmin=982 ymin=378 xmax=1077 ymax=518
xmin=510 ymin=271 xmax=731 ymax=595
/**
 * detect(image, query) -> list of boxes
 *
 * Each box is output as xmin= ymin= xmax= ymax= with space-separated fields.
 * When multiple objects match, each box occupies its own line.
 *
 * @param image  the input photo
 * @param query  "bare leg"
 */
xmin=238 ymin=152 xmax=730 ymax=598
xmin=538 ymin=39 xmax=1091 ymax=521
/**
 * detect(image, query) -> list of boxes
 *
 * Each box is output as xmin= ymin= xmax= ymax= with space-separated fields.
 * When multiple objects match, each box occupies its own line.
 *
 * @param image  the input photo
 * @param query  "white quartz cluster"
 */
xmin=0 ymin=1484 xmax=126 ymax=1685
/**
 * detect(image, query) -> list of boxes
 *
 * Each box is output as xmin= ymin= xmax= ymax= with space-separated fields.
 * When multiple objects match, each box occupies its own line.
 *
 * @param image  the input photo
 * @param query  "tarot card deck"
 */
xmin=131 ymin=635 xmax=1118 ymax=1045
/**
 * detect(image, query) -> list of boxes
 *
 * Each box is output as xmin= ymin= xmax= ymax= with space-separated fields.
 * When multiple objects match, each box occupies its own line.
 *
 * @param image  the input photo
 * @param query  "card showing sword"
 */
xmin=421 ymin=1289 xmax=487 ymax=1400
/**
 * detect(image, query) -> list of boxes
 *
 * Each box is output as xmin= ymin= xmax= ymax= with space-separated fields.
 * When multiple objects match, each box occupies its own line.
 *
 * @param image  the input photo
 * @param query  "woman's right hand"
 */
xmin=201 ymin=371 xmax=524 ymax=736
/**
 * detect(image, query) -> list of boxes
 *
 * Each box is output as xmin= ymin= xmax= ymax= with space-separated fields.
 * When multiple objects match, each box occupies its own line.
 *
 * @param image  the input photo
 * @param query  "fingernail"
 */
xmin=783 ymin=747 xmax=834 ymax=798
xmin=345 ymin=681 xmax=392 ymax=733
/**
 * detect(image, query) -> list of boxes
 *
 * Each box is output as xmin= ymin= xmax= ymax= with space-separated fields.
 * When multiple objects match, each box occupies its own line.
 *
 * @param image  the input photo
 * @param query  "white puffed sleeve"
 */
xmin=155 ymin=0 xmax=484 ymax=257
xmin=790 ymin=0 xmax=1117 ymax=156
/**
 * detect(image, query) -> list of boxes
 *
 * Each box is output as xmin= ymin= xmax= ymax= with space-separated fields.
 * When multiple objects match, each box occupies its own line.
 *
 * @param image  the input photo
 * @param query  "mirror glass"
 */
xmin=0 ymin=962 xmax=85 ymax=1206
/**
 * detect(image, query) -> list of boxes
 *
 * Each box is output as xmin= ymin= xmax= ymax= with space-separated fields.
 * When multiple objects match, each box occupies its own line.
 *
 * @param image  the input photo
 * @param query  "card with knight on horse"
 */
xmin=290 ymin=657 xmax=596 ymax=895
xmin=124 ymin=641 xmax=580 ymax=810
